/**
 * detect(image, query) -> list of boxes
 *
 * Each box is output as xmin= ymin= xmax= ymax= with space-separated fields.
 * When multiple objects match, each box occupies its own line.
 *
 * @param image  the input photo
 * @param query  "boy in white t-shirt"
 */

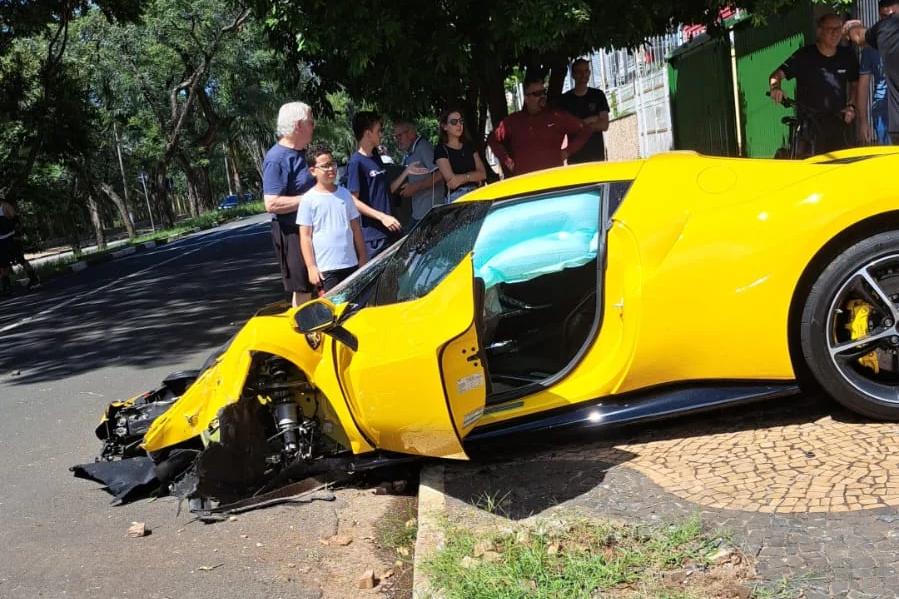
xmin=297 ymin=144 xmax=368 ymax=292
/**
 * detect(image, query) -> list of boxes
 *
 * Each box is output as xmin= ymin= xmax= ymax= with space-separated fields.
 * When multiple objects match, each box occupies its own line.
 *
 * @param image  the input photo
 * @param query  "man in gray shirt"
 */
xmin=390 ymin=121 xmax=444 ymax=228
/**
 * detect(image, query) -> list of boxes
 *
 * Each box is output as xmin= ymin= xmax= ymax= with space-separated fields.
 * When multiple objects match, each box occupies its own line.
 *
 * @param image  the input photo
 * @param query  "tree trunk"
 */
xmin=176 ymin=153 xmax=214 ymax=215
xmin=154 ymin=166 xmax=174 ymax=228
xmin=193 ymin=164 xmax=214 ymax=211
xmin=480 ymin=70 xmax=512 ymax=178
xmin=99 ymin=182 xmax=136 ymax=240
xmin=483 ymin=72 xmax=509 ymax=130
xmin=546 ymin=53 xmax=568 ymax=107
xmin=87 ymin=194 xmax=106 ymax=250
xmin=185 ymin=182 xmax=199 ymax=218
xmin=228 ymin=138 xmax=243 ymax=194
xmin=242 ymin=137 xmax=266 ymax=184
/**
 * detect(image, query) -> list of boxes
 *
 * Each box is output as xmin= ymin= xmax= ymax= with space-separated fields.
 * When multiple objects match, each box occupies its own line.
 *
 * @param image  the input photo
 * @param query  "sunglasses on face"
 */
xmin=526 ymin=89 xmax=547 ymax=98
xmin=448 ymin=118 xmax=464 ymax=126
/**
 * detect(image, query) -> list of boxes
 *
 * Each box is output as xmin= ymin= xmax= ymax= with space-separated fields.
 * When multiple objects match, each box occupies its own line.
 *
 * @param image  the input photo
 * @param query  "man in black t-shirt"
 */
xmin=558 ymin=58 xmax=611 ymax=163
xmin=769 ymin=13 xmax=859 ymax=155
xmin=845 ymin=0 xmax=899 ymax=144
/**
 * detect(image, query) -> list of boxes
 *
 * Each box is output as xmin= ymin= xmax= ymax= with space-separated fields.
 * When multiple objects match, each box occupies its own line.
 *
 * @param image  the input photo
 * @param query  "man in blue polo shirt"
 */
xmin=346 ymin=111 xmax=402 ymax=259
xmin=262 ymin=101 xmax=316 ymax=307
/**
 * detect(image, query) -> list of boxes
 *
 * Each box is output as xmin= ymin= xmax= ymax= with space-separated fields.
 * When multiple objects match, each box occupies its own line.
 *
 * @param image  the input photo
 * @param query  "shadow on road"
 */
xmin=1 ymin=222 xmax=288 ymax=385
xmin=446 ymin=392 xmax=864 ymax=519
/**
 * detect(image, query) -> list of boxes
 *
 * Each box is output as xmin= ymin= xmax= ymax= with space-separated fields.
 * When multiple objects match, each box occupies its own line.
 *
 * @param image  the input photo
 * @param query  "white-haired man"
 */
xmin=263 ymin=102 xmax=316 ymax=307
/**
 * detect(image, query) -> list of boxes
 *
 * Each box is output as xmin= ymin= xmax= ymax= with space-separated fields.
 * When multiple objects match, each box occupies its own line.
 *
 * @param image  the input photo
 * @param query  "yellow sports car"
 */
xmin=74 ymin=147 xmax=899 ymax=513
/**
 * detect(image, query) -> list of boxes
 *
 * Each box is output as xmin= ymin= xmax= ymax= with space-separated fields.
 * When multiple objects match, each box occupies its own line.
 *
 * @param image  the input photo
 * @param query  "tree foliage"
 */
xmin=1 ymin=0 xmax=324 ymax=246
xmin=256 ymin=0 xmax=849 ymax=142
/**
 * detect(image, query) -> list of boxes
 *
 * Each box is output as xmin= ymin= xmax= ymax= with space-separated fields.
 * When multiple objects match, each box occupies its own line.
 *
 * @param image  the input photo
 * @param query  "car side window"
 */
xmin=472 ymin=189 xmax=602 ymax=289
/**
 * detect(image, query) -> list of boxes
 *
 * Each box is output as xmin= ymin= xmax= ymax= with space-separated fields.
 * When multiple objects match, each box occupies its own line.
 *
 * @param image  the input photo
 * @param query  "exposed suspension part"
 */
xmin=253 ymin=356 xmax=318 ymax=460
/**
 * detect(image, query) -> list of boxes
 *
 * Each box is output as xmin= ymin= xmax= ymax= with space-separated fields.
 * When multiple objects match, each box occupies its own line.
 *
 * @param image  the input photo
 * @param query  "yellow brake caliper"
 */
xmin=845 ymin=299 xmax=880 ymax=373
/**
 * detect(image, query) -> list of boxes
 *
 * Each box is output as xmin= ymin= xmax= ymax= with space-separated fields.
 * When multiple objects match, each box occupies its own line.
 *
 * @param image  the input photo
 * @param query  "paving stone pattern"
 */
xmin=444 ymin=394 xmax=899 ymax=598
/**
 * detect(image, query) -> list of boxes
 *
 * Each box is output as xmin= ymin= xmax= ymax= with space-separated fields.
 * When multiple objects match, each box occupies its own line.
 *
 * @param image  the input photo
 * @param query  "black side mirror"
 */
xmin=295 ymin=300 xmax=337 ymax=333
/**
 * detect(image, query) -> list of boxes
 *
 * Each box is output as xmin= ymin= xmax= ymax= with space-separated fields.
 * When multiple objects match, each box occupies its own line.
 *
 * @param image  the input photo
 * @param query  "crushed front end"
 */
xmin=71 ymin=305 xmax=374 ymax=517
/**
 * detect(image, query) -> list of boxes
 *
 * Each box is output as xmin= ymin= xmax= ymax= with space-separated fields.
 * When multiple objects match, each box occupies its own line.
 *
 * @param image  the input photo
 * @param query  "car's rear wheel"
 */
xmin=801 ymin=231 xmax=899 ymax=420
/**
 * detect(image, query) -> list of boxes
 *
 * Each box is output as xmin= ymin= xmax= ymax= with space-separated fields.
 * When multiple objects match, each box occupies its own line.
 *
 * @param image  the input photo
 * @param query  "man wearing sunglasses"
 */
xmin=487 ymin=74 xmax=592 ymax=176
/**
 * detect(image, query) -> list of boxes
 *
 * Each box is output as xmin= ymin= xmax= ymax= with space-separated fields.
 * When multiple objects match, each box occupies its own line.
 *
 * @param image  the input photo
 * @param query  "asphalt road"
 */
xmin=0 ymin=215 xmax=336 ymax=599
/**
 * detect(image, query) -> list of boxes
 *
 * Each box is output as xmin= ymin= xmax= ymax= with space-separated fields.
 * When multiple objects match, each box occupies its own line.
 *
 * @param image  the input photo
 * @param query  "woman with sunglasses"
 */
xmin=435 ymin=108 xmax=487 ymax=202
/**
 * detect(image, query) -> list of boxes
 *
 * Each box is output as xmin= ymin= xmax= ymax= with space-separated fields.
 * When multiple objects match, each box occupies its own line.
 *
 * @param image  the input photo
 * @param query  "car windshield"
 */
xmin=324 ymin=238 xmax=402 ymax=305
xmin=324 ymin=202 xmax=493 ymax=307
xmin=372 ymin=202 xmax=493 ymax=305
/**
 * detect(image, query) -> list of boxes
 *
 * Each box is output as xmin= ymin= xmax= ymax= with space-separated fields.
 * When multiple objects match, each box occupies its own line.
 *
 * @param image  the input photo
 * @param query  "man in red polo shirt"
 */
xmin=487 ymin=74 xmax=592 ymax=176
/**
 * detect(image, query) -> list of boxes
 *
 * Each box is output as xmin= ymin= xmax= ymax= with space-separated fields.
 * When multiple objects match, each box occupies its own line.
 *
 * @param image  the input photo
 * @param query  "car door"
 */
xmin=332 ymin=255 xmax=487 ymax=460
xmin=330 ymin=204 xmax=493 ymax=460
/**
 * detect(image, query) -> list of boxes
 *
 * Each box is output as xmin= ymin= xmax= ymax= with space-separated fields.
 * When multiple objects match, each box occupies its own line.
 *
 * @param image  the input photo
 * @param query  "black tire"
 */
xmin=800 ymin=230 xmax=899 ymax=420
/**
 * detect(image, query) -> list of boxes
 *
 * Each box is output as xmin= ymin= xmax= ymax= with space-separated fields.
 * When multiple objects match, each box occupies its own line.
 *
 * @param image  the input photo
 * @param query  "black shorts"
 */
xmin=8 ymin=238 xmax=26 ymax=265
xmin=321 ymin=266 xmax=357 ymax=292
xmin=0 ymin=236 xmax=13 ymax=269
xmin=270 ymin=219 xmax=312 ymax=293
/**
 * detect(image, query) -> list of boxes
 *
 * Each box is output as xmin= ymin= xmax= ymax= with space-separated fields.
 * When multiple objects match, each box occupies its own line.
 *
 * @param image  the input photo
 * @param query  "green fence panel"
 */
xmin=668 ymin=36 xmax=739 ymax=157
xmin=734 ymin=2 xmax=815 ymax=157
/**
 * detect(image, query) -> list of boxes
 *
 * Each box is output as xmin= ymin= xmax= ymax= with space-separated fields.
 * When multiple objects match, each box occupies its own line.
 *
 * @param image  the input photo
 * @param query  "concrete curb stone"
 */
xmin=413 ymin=465 xmax=446 ymax=599
xmin=65 ymin=237 xmax=172 ymax=275
xmin=32 ymin=214 xmax=243 ymax=281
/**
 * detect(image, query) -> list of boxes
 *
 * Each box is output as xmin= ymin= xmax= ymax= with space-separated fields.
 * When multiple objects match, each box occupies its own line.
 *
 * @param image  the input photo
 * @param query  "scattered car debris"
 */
xmin=357 ymin=569 xmax=376 ymax=589
xmin=127 ymin=522 xmax=147 ymax=537
xmin=319 ymin=535 xmax=353 ymax=547
xmin=197 ymin=564 xmax=224 ymax=572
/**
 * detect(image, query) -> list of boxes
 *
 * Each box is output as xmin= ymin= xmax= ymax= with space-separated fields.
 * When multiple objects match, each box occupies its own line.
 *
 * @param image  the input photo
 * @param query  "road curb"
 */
xmin=413 ymin=465 xmax=447 ymax=599
xmin=64 ymin=236 xmax=175 ymax=275
xmin=19 ymin=214 xmax=250 ymax=287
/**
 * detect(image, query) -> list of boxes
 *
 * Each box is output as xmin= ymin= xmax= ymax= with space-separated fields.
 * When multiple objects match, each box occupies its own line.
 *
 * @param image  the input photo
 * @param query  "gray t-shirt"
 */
xmin=404 ymin=137 xmax=444 ymax=220
xmin=296 ymin=186 xmax=361 ymax=272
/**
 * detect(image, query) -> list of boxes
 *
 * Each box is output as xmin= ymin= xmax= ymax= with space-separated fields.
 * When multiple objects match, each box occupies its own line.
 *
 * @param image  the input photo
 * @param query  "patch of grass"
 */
xmin=750 ymin=573 xmax=815 ymax=599
xmin=377 ymin=498 xmax=418 ymax=565
xmin=375 ymin=496 xmax=418 ymax=599
xmin=132 ymin=225 xmax=192 ymax=245
xmin=473 ymin=490 xmax=512 ymax=516
xmin=424 ymin=514 xmax=755 ymax=599
xmin=134 ymin=201 xmax=265 ymax=243
xmin=28 ymin=254 xmax=81 ymax=281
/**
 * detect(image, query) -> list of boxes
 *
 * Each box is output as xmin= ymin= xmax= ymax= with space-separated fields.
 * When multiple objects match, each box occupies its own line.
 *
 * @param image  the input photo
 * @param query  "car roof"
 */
xmin=459 ymin=158 xmax=646 ymax=203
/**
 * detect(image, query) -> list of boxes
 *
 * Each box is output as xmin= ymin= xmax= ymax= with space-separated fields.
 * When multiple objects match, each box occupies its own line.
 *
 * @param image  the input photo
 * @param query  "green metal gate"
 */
xmin=668 ymin=36 xmax=739 ymax=157
xmin=733 ymin=2 xmax=815 ymax=157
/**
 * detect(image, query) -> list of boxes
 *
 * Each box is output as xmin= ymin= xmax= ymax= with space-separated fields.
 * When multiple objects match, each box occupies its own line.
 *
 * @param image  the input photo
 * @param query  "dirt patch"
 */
xmin=291 ymin=487 xmax=413 ymax=599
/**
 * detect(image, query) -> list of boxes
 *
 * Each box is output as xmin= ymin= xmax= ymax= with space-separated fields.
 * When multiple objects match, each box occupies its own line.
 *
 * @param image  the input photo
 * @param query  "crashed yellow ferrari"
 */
xmin=74 ymin=147 xmax=899 ymax=515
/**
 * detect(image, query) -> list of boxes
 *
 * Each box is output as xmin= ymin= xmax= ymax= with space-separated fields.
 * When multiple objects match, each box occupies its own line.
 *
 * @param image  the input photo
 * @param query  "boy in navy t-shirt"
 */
xmin=346 ymin=111 xmax=402 ymax=259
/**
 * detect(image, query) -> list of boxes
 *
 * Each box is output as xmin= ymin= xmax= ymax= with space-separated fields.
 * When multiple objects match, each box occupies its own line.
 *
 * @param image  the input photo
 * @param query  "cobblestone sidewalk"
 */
xmin=439 ymin=394 xmax=899 ymax=599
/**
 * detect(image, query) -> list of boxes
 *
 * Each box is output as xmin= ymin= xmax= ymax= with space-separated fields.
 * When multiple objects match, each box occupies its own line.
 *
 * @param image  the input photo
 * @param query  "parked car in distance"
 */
xmin=218 ymin=192 xmax=257 ymax=210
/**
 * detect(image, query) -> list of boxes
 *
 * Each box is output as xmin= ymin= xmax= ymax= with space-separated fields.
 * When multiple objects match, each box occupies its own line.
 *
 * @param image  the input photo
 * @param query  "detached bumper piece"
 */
xmin=70 ymin=448 xmax=199 ymax=505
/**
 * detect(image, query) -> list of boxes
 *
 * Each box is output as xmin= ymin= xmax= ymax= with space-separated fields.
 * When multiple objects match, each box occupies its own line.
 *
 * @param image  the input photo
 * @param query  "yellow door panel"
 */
xmin=440 ymin=320 xmax=488 ymax=438
xmin=335 ymin=255 xmax=486 ymax=459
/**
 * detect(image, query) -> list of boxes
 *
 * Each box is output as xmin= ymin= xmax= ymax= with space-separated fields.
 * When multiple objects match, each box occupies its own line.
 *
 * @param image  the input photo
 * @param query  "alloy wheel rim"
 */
xmin=826 ymin=255 xmax=899 ymax=405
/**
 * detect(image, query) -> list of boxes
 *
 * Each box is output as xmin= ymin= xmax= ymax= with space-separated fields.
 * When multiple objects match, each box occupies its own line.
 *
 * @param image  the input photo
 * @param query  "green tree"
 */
xmin=255 ymin=0 xmax=850 ymax=143
xmin=0 ymin=0 xmax=146 ymax=199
